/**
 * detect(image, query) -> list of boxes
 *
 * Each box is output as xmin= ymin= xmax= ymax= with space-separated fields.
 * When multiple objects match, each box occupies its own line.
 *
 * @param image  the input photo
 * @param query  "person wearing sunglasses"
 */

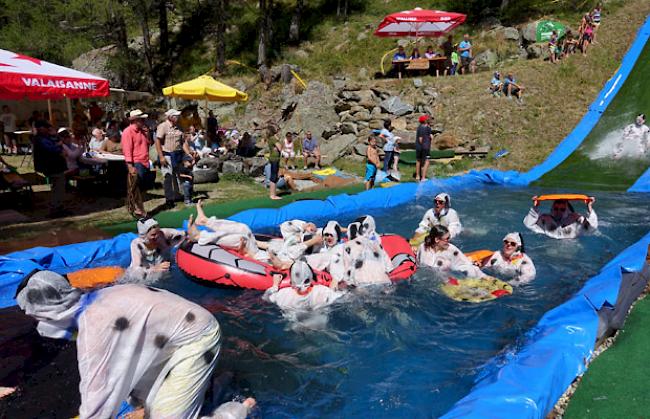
xmin=413 ymin=192 xmax=463 ymax=240
xmin=524 ymin=196 xmax=597 ymax=239
xmin=480 ymin=232 xmax=536 ymax=284
xmin=15 ymin=270 xmax=256 ymax=419
xmin=416 ymin=225 xmax=483 ymax=277
xmin=126 ymin=217 xmax=185 ymax=282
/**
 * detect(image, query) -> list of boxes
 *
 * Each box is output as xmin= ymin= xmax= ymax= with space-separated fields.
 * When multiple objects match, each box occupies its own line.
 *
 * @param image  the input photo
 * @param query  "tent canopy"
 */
xmin=374 ymin=7 xmax=466 ymax=38
xmin=162 ymin=75 xmax=248 ymax=102
xmin=0 ymin=49 xmax=109 ymax=100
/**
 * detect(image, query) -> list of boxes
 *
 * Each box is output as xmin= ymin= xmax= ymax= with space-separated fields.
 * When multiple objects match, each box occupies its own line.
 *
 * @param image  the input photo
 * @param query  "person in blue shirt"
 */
xmin=458 ymin=34 xmax=476 ymax=74
xmin=393 ymin=45 xmax=407 ymax=61
xmin=489 ymin=71 xmax=503 ymax=96
xmin=301 ymin=131 xmax=321 ymax=169
xmin=502 ymin=73 xmax=524 ymax=101
xmin=391 ymin=45 xmax=408 ymax=78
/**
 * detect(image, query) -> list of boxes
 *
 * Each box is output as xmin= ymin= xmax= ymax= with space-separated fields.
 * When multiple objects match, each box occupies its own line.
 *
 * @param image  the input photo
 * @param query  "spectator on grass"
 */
xmin=156 ymin=108 xmax=190 ymax=209
xmin=264 ymin=162 xmax=297 ymax=193
xmin=381 ymin=120 xmax=398 ymax=172
xmin=59 ymin=128 xmax=84 ymax=177
xmin=282 ymin=132 xmax=297 ymax=170
xmin=302 ymin=131 xmax=321 ymax=170
xmin=267 ymin=131 xmax=284 ymax=200
xmin=191 ymin=109 xmax=203 ymax=130
xmin=365 ymin=136 xmax=380 ymax=190
xmin=1 ymin=105 xmax=17 ymax=155
xmin=88 ymin=102 xmax=104 ymax=125
xmin=581 ymin=23 xmax=594 ymax=56
xmin=122 ymin=109 xmax=150 ymax=218
xmin=410 ymin=47 xmax=422 ymax=60
xmin=415 ymin=115 xmax=433 ymax=182
xmin=207 ymin=110 xmax=218 ymax=138
xmin=502 ymin=73 xmax=524 ymax=102
xmin=237 ymin=132 xmax=256 ymax=157
xmin=489 ymin=71 xmax=503 ymax=96
xmin=442 ymin=35 xmax=454 ymax=75
xmin=562 ymin=30 xmax=579 ymax=57
xmin=88 ymin=128 xmax=105 ymax=151
xmin=458 ymin=34 xmax=476 ymax=74
xmin=99 ymin=130 xmax=122 ymax=154
xmin=548 ymin=30 xmax=559 ymax=63
xmin=71 ymin=113 xmax=89 ymax=142
xmin=33 ymin=120 xmax=68 ymax=217
xmin=178 ymin=109 xmax=192 ymax=133
xmin=591 ymin=3 xmax=602 ymax=30
xmin=424 ymin=45 xmax=438 ymax=59
xmin=393 ymin=45 xmax=407 ymax=61
xmin=178 ymin=155 xmax=194 ymax=206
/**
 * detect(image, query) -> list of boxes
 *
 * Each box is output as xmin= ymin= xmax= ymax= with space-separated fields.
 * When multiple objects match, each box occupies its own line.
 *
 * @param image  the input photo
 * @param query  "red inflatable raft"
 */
xmin=177 ymin=234 xmax=417 ymax=290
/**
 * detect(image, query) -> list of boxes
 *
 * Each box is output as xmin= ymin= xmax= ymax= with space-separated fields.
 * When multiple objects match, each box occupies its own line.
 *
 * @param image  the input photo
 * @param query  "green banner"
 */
xmin=536 ymin=20 xmax=566 ymax=42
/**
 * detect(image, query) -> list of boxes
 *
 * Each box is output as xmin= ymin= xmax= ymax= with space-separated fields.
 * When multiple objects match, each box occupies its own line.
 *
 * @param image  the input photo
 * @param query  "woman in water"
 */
xmin=127 ymin=218 xmax=185 ymax=282
xmin=416 ymin=225 xmax=483 ymax=277
xmin=523 ymin=196 xmax=597 ymax=239
xmin=480 ymin=232 xmax=536 ymax=285
xmin=413 ymin=193 xmax=463 ymax=240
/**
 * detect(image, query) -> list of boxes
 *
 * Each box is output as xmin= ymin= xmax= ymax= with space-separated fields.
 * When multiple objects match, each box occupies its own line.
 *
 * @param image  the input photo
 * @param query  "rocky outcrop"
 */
xmin=319 ymin=134 xmax=357 ymax=164
xmin=281 ymin=81 xmax=339 ymax=139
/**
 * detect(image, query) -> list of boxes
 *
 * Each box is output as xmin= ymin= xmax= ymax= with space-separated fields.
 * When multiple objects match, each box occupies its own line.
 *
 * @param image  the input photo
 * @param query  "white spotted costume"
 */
xmin=482 ymin=233 xmax=536 ymax=284
xmin=417 ymin=242 xmax=484 ymax=277
xmin=415 ymin=193 xmax=463 ymax=238
xmin=15 ymin=271 xmax=251 ymax=419
xmin=523 ymin=203 xmax=597 ymax=239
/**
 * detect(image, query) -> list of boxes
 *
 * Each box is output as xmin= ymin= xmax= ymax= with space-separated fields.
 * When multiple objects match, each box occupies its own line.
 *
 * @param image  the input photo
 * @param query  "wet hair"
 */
xmin=517 ymin=233 xmax=526 ymax=253
xmin=424 ymin=225 xmax=449 ymax=250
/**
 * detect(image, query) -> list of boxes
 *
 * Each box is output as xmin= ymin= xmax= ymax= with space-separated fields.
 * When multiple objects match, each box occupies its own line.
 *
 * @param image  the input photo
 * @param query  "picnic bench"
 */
xmin=392 ymin=56 xmax=447 ymax=79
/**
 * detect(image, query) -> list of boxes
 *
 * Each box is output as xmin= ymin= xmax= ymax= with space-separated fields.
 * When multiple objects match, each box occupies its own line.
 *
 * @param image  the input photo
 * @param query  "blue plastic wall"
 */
xmin=0 ymin=15 xmax=648 ymax=419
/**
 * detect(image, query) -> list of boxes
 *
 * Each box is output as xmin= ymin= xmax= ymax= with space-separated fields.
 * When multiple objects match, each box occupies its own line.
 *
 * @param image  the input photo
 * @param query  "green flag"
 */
xmin=536 ymin=20 xmax=566 ymax=42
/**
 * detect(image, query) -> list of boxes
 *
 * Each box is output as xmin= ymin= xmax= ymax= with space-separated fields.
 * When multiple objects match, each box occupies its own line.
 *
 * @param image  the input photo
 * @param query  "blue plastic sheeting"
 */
xmin=628 ymin=167 xmax=650 ymax=192
xmin=0 ymin=233 xmax=134 ymax=308
xmin=442 ymin=231 xmax=650 ymax=419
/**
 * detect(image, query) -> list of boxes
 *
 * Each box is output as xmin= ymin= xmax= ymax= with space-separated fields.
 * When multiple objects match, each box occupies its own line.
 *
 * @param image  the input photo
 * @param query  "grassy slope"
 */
xmin=1 ymin=1 xmax=649 ymax=248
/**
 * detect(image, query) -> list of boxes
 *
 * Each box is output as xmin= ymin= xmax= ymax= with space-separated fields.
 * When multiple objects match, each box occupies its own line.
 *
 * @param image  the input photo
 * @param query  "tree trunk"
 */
xmin=257 ymin=0 xmax=272 ymax=67
xmin=500 ymin=0 xmax=510 ymax=11
xmin=136 ymin=2 xmax=156 ymax=89
xmin=158 ymin=0 xmax=169 ymax=56
xmin=215 ymin=0 xmax=228 ymax=73
xmin=288 ymin=0 xmax=303 ymax=44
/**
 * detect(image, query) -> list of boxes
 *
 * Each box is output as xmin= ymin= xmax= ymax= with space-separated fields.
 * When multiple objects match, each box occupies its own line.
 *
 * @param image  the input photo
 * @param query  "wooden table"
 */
xmin=391 ymin=56 xmax=447 ymax=78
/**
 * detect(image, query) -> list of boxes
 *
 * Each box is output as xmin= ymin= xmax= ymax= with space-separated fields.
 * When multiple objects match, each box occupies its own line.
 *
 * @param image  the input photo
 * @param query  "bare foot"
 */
xmin=243 ymin=397 xmax=257 ymax=410
xmin=270 ymin=195 xmax=282 ymax=200
xmin=195 ymin=199 xmax=208 ymax=225
xmin=187 ymin=214 xmax=201 ymax=241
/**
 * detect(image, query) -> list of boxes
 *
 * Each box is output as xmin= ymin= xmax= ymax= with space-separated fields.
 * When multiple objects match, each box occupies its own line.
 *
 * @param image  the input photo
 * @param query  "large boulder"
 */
xmin=352 ymin=110 xmax=371 ymax=122
xmin=222 ymin=160 xmax=244 ymax=175
xmin=282 ymin=81 xmax=339 ymax=140
xmin=474 ymin=49 xmax=498 ymax=69
xmin=379 ymin=96 xmax=414 ymax=116
xmin=526 ymin=43 xmax=549 ymax=59
xmin=319 ymin=134 xmax=357 ymax=164
xmin=434 ymin=132 xmax=459 ymax=150
xmin=72 ymin=45 xmax=123 ymax=88
xmin=522 ymin=21 xmax=539 ymax=43
xmin=503 ymin=27 xmax=521 ymax=41
xmin=340 ymin=122 xmax=358 ymax=135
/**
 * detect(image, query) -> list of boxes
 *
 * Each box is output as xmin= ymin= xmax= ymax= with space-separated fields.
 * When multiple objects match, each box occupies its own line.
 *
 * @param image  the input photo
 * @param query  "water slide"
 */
xmin=536 ymin=41 xmax=650 ymax=191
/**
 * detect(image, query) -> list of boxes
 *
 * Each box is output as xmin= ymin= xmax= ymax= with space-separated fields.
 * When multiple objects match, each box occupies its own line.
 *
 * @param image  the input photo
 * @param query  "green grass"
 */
xmin=564 ymin=292 xmax=650 ymax=418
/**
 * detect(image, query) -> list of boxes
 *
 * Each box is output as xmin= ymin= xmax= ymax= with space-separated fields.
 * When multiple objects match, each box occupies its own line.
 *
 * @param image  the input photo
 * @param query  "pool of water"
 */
xmin=131 ymin=185 xmax=648 ymax=418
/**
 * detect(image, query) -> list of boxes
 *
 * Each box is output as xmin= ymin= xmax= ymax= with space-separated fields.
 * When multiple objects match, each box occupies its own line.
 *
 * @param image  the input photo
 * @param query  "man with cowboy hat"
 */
xmin=156 ymin=109 xmax=191 ymax=208
xmin=122 ymin=109 xmax=150 ymax=218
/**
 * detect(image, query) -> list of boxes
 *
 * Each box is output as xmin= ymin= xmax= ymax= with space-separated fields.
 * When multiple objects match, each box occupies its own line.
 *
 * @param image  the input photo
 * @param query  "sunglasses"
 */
xmin=435 ymin=200 xmax=445 ymax=205
xmin=438 ymin=236 xmax=451 ymax=242
xmin=503 ymin=240 xmax=518 ymax=247
xmin=323 ymin=233 xmax=334 ymax=238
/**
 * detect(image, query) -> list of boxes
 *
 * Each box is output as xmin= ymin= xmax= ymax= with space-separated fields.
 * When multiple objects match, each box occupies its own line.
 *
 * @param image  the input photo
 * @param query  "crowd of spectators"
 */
xmin=390 ymin=33 xmax=476 ymax=78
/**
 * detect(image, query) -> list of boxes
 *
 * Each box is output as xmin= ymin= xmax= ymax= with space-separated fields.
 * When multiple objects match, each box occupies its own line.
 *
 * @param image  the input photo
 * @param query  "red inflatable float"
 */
xmin=176 ymin=234 xmax=417 ymax=290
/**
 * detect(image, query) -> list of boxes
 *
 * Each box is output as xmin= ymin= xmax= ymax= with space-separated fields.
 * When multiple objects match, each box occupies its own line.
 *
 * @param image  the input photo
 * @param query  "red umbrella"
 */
xmin=374 ymin=7 xmax=467 ymax=38
xmin=0 ymin=49 xmax=109 ymax=100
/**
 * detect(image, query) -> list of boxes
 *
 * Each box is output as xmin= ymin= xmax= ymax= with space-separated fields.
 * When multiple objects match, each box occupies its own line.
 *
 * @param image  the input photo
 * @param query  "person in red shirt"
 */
xmin=122 ymin=109 xmax=151 ymax=218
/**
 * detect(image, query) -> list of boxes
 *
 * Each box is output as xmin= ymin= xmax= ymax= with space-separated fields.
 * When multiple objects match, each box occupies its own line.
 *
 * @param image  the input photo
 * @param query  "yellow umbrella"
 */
xmin=162 ymin=75 xmax=248 ymax=102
